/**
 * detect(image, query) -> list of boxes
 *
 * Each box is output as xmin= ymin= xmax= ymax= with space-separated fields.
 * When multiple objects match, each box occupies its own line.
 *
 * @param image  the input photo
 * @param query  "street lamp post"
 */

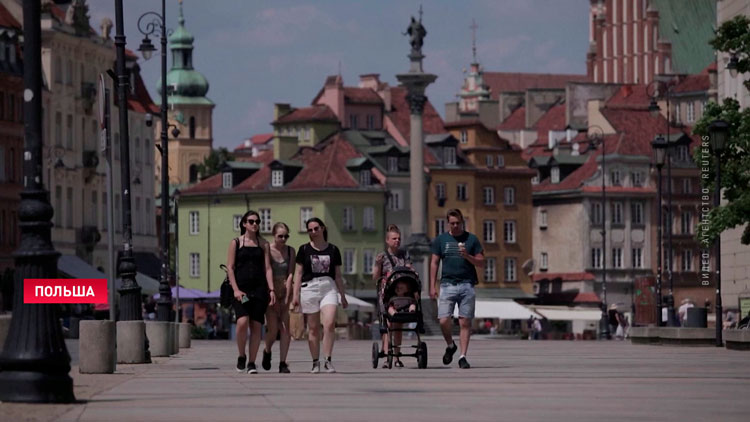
xmin=648 ymin=80 xmax=677 ymax=326
xmin=708 ymin=119 xmax=729 ymax=346
xmin=0 ymin=0 xmax=75 ymax=402
xmin=652 ymin=135 xmax=668 ymax=326
xmin=587 ymin=126 xmax=610 ymax=339
xmin=138 ymin=0 xmax=172 ymax=322
xmin=114 ymin=0 xmax=142 ymax=321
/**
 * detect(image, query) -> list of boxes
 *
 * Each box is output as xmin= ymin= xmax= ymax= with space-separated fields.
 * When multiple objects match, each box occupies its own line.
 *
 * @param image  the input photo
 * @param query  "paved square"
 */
xmin=2 ymin=338 xmax=749 ymax=421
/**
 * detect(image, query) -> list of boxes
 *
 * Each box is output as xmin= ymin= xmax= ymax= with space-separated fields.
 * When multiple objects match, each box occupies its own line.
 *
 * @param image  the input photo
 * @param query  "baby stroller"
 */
xmin=371 ymin=266 xmax=428 ymax=369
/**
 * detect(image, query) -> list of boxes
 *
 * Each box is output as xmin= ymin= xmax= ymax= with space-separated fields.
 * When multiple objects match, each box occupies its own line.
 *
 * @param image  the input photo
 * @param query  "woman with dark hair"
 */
xmin=261 ymin=222 xmax=295 ymax=373
xmin=226 ymin=210 xmax=276 ymax=374
xmin=291 ymin=217 xmax=348 ymax=373
xmin=373 ymin=224 xmax=413 ymax=368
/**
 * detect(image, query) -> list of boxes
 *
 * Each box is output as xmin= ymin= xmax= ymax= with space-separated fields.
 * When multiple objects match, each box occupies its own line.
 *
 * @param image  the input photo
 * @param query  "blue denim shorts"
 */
xmin=437 ymin=282 xmax=476 ymax=319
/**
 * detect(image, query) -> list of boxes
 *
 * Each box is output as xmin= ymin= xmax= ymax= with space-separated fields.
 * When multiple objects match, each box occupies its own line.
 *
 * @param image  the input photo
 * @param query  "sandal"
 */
xmin=394 ymin=359 xmax=404 ymax=368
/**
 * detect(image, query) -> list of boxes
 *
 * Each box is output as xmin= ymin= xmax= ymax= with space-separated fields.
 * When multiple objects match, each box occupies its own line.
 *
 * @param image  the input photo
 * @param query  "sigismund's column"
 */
xmin=396 ymin=10 xmax=436 ymax=302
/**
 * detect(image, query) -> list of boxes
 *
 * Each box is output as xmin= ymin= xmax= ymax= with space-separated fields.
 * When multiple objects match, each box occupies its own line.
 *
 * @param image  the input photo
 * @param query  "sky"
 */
xmin=89 ymin=0 xmax=590 ymax=150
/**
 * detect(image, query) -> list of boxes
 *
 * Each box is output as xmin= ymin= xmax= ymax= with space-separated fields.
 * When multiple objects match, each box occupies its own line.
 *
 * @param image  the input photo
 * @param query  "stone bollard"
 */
xmin=79 ymin=320 xmax=116 ymax=373
xmin=145 ymin=321 xmax=171 ymax=357
xmin=0 ymin=313 xmax=12 ymax=348
xmin=179 ymin=322 xmax=191 ymax=348
xmin=117 ymin=320 xmax=148 ymax=364
xmin=170 ymin=322 xmax=179 ymax=355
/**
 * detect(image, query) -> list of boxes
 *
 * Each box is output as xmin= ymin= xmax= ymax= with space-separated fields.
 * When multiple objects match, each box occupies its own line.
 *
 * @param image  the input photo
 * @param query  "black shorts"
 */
xmin=232 ymin=295 xmax=268 ymax=324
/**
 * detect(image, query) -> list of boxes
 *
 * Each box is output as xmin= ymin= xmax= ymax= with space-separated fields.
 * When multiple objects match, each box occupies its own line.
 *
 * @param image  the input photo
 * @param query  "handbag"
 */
xmin=220 ymin=264 xmax=232 ymax=308
xmin=219 ymin=238 xmax=240 ymax=308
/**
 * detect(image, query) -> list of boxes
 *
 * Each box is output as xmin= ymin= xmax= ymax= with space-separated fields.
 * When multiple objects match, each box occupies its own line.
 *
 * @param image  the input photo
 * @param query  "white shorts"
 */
xmin=300 ymin=276 xmax=339 ymax=314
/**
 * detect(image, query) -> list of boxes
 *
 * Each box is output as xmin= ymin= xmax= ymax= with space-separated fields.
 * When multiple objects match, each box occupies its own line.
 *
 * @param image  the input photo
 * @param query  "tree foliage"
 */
xmin=196 ymin=147 xmax=233 ymax=180
xmin=693 ymin=15 xmax=750 ymax=245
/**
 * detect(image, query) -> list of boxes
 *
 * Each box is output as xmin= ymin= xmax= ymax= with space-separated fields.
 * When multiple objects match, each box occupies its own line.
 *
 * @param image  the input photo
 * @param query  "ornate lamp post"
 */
xmin=586 ymin=126 xmax=610 ymax=339
xmin=651 ymin=135 xmax=668 ymax=326
xmin=113 ymin=0 xmax=142 ymax=321
xmin=708 ymin=119 xmax=729 ymax=346
xmin=137 ymin=0 xmax=173 ymax=322
xmin=0 ymin=0 xmax=75 ymax=402
xmin=647 ymin=80 xmax=677 ymax=326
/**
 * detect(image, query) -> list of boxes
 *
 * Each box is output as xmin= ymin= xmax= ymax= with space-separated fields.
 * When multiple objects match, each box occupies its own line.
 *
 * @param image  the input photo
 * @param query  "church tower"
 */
xmin=154 ymin=1 xmax=214 ymax=187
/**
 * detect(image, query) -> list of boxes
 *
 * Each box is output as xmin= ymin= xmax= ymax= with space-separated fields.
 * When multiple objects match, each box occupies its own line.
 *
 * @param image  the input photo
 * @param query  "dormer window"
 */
xmin=551 ymin=167 xmax=560 ymax=184
xmin=360 ymin=169 xmax=372 ymax=186
xmin=444 ymin=147 xmax=456 ymax=166
xmin=387 ymin=156 xmax=398 ymax=172
xmin=272 ymin=170 xmax=284 ymax=187
xmin=222 ymin=172 xmax=232 ymax=189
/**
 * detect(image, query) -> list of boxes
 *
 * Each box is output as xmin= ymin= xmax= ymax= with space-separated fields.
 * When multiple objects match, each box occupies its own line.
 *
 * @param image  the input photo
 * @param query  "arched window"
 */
xmin=189 ymin=116 xmax=196 ymax=138
xmin=189 ymin=164 xmax=198 ymax=183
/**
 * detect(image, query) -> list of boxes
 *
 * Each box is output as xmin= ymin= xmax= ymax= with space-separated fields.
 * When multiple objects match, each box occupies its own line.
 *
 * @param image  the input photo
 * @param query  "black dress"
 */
xmin=232 ymin=238 xmax=269 ymax=324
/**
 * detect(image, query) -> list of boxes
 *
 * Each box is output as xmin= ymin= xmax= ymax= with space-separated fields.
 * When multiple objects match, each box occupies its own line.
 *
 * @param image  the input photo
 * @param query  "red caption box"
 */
xmin=24 ymin=279 xmax=109 ymax=304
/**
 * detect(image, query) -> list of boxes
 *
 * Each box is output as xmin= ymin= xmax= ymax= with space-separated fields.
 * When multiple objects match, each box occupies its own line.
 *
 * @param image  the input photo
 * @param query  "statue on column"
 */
xmin=404 ymin=15 xmax=426 ymax=55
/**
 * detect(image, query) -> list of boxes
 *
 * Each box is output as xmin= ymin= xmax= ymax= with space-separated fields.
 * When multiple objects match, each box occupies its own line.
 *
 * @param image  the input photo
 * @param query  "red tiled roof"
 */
xmin=673 ymin=74 xmax=710 ymax=94
xmin=497 ymin=106 xmax=526 ymax=130
xmin=483 ymin=72 xmax=589 ymax=100
xmin=533 ymin=146 xmax=602 ymax=192
xmin=235 ymin=133 xmax=274 ymax=151
xmin=273 ymin=104 xmax=338 ymax=124
xmin=0 ymin=3 xmax=21 ymax=29
xmin=533 ymin=102 xmax=566 ymax=143
xmin=127 ymin=71 xmax=158 ymax=114
xmin=344 ymin=87 xmax=383 ymax=104
xmin=285 ymin=134 xmax=362 ymax=190
xmin=387 ymin=86 xmax=445 ymax=138
xmin=573 ymin=292 xmax=601 ymax=303
xmin=182 ymin=134 xmax=382 ymax=195
xmin=532 ymin=272 xmax=596 ymax=282
xmin=605 ymin=85 xmax=652 ymax=109
xmin=182 ymin=173 xmax=222 ymax=194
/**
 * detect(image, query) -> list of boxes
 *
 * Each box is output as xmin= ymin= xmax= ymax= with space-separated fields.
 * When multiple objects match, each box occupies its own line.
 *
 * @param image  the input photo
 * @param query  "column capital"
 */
xmin=406 ymin=92 xmax=428 ymax=115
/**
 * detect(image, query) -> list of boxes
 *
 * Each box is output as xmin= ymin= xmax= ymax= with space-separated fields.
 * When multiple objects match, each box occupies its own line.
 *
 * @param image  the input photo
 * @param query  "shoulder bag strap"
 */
xmin=384 ymin=249 xmax=397 ymax=269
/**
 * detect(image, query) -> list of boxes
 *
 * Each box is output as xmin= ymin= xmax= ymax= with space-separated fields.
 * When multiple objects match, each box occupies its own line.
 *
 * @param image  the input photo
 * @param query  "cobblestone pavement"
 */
xmin=2 ymin=338 xmax=749 ymax=421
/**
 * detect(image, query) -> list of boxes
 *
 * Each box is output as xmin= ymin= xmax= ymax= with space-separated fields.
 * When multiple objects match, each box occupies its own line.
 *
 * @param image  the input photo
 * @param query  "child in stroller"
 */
xmin=372 ymin=267 xmax=428 ymax=369
xmin=388 ymin=279 xmax=418 ymax=316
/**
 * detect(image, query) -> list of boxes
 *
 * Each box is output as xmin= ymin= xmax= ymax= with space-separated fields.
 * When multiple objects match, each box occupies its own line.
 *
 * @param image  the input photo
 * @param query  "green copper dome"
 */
xmin=168 ymin=6 xmax=194 ymax=47
xmin=155 ymin=1 xmax=211 ymax=103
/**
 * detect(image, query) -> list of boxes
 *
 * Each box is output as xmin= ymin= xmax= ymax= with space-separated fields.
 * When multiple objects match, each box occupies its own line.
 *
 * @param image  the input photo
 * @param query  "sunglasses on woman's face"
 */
xmin=245 ymin=219 xmax=260 ymax=225
xmin=307 ymin=226 xmax=321 ymax=233
xmin=277 ymin=234 xmax=289 ymax=239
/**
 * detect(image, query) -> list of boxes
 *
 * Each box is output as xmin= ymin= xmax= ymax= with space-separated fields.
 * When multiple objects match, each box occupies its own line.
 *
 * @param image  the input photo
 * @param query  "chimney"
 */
xmin=359 ymin=74 xmax=380 ymax=89
xmin=274 ymin=103 xmax=292 ymax=121
xmin=318 ymin=75 xmax=345 ymax=122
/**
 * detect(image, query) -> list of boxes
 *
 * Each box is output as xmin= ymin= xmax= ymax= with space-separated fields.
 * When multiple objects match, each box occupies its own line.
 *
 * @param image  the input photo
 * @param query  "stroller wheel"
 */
xmin=371 ymin=342 xmax=380 ymax=369
xmin=416 ymin=342 xmax=428 ymax=369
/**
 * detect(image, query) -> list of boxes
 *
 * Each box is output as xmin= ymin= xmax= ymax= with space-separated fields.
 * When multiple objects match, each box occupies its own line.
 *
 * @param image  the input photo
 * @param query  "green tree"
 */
xmin=693 ymin=15 xmax=750 ymax=245
xmin=197 ymin=147 xmax=233 ymax=180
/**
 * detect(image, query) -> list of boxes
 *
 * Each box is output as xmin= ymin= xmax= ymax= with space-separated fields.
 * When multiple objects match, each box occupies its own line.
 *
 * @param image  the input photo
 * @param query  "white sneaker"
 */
xmin=324 ymin=359 xmax=336 ymax=373
xmin=310 ymin=361 xmax=321 ymax=374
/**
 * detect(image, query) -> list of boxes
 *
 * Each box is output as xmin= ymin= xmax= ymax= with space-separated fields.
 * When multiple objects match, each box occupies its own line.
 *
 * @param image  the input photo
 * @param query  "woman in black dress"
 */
xmin=226 ymin=210 xmax=276 ymax=374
